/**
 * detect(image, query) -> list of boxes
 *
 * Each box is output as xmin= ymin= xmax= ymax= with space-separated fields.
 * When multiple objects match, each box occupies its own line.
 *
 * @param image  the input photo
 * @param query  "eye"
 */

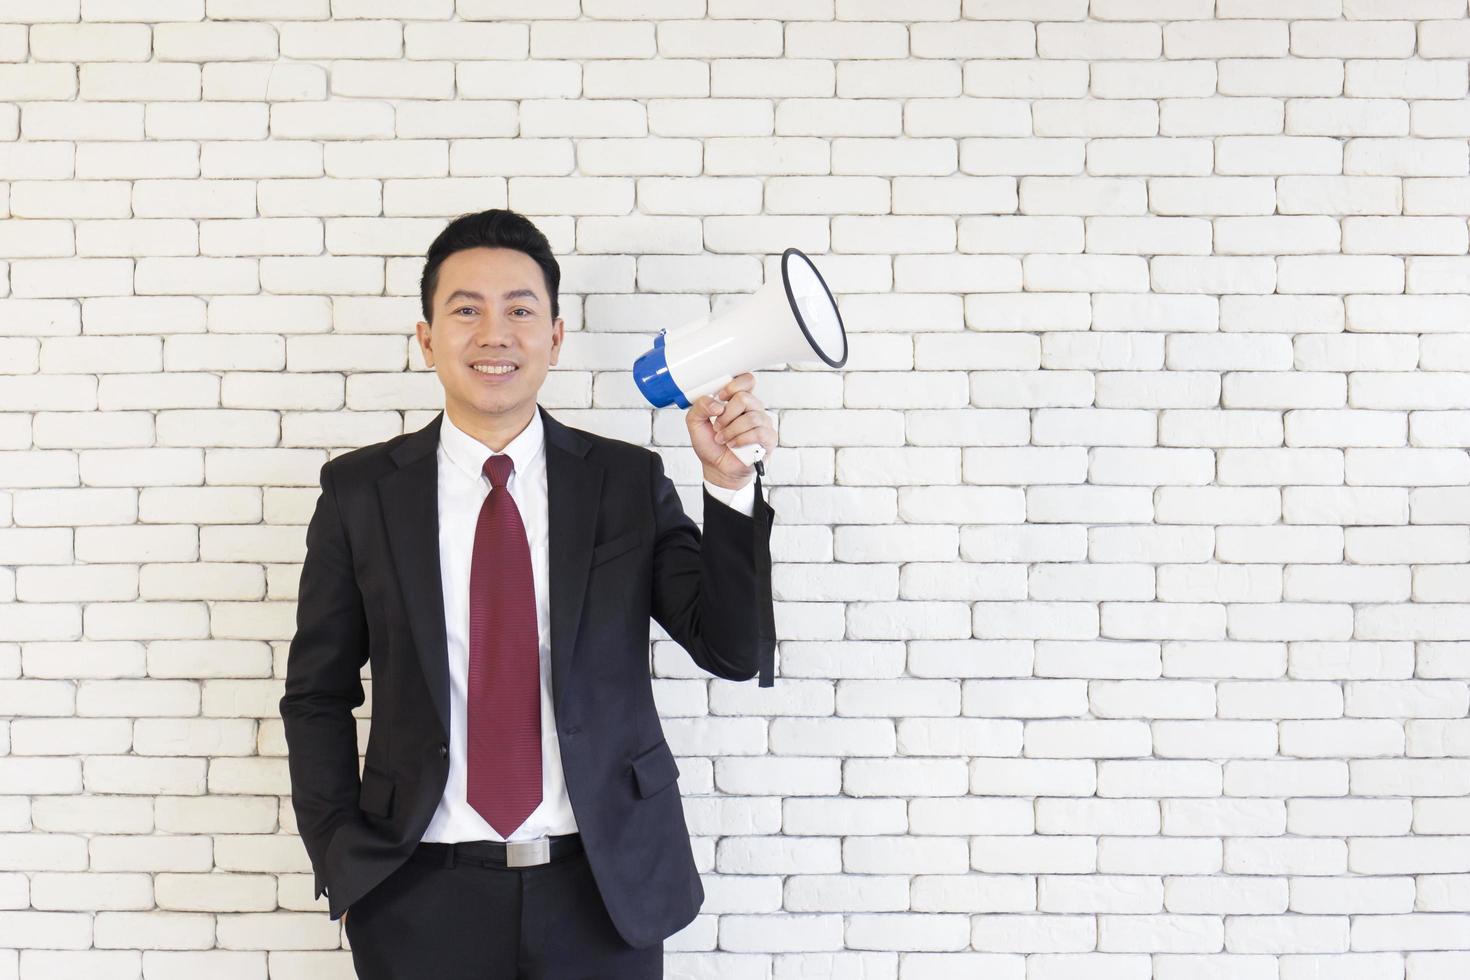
xmin=511 ymin=307 xmax=533 ymax=317
xmin=454 ymin=306 xmax=477 ymax=316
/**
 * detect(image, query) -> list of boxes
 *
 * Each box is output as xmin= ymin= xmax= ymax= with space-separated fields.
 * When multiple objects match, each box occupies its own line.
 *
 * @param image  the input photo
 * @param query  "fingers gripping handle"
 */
xmin=691 ymin=373 xmax=766 ymax=468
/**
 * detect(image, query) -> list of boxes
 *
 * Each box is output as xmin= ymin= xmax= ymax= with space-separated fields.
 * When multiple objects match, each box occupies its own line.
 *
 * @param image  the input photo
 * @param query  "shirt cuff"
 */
xmin=703 ymin=477 xmax=756 ymax=517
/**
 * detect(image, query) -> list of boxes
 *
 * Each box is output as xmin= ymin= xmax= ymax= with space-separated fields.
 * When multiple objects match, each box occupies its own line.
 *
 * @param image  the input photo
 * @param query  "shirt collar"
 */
xmin=439 ymin=405 xmax=544 ymax=486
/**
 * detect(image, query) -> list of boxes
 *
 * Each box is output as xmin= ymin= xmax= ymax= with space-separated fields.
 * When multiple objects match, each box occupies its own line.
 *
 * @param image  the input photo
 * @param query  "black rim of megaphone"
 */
xmin=781 ymin=247 xmax=848 ymax=369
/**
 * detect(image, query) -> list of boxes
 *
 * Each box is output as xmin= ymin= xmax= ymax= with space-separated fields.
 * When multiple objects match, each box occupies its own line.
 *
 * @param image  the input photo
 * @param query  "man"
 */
xmin=279 ymin=208 xmax=777 ymax=979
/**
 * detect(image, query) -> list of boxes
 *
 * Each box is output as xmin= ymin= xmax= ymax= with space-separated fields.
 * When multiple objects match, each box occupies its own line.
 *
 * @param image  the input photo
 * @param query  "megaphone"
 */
xmin=633 ymin=247 xmax=848 ymax=467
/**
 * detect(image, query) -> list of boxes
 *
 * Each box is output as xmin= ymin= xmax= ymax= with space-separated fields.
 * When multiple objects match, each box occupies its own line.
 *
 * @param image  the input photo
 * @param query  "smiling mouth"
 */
xmin=470 ymin=364 xmax=517 ymax=377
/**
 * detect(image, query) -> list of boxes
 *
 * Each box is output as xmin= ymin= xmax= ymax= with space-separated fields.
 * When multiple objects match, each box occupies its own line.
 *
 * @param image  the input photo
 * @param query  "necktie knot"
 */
xmin=484 ymin=453 xmax=514 ymax=489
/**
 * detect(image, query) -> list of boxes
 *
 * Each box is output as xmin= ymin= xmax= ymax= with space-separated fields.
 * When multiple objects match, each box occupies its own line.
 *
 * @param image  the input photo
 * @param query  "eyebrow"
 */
xmin=442 ymin=288 xmax=541 ymax=307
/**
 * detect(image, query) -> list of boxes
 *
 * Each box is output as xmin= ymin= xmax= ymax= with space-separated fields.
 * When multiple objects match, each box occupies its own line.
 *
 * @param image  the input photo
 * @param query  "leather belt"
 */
xmin=413 ymin=834 xmax=582 ymax=870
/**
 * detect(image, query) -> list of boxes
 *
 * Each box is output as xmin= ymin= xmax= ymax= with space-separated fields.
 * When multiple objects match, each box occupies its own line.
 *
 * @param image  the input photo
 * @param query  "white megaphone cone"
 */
xmin=633 ymin=247 xmax=848 ymax=467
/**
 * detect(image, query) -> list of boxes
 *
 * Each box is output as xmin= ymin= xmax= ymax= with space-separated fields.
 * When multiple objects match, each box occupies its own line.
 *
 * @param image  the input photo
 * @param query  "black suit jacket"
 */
xmin=279 ymin=404 xmax=776 ymax=948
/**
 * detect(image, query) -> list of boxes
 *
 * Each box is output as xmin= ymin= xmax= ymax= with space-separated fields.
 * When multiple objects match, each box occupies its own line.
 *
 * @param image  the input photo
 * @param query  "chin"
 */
xmin=472 ymin=388 xmax=528 ymax=413
xmin=470 ymin=395 xmax=516 ymax=414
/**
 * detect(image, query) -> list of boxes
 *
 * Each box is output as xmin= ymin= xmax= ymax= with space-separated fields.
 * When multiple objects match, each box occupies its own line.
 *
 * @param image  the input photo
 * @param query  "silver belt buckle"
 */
xmin=506 ymin=837 xmax=550 ymax=868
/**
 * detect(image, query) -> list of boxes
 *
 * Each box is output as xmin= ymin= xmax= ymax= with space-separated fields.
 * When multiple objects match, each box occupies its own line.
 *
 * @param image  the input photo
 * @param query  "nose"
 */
xmin=473 ymin=313 xmax=516 ymax=347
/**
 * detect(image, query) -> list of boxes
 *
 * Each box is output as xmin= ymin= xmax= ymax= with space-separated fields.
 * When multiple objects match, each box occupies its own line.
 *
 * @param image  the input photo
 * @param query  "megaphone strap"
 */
xmin=753 ymin=466 xmax=777 ymax=688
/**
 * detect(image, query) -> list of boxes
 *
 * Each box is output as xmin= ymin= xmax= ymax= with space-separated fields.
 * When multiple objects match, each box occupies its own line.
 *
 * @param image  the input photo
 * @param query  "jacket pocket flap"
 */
xmin=630 ymin=738 xmax=680 ymax=798
xmin=591 ymin=528 xmax=641 ymax=567
xmin=359 ymin=766 xmax=395 ymax=818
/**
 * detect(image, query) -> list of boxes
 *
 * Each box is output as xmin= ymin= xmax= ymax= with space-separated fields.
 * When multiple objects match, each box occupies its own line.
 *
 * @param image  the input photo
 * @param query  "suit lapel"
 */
xmin=376 ymin=405 xmax=602 ymax=741
xmin=541 ymin=405 xmax=603 ymax=718
xmin=378 ymin=414 xmax=449 ymax=737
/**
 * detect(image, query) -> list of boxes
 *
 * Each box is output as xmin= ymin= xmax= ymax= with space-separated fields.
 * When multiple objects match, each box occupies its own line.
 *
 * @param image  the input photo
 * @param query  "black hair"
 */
xmin=419 ymin=208 xmax=560 ymax=325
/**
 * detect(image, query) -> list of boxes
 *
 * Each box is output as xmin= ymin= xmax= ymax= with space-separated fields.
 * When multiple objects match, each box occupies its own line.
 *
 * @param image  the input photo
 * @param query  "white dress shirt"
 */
xmin=421 ymin=405 xmax=755 ymax=843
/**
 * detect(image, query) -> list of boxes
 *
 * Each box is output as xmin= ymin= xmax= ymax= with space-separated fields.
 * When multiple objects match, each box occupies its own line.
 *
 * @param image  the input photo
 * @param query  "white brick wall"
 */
xmin=2 ymin=0 xmax=1469 ymax=976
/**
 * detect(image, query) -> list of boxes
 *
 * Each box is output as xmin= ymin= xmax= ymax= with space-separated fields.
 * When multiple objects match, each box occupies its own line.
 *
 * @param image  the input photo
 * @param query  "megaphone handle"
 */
xmin=730 ymin=441 xmax=764 ymax=467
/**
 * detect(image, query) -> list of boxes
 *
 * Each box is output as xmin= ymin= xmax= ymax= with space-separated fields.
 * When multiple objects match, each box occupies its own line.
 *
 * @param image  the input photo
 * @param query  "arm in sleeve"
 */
xmin=650 ymin=450 xmax=776 ymax=683
xmin=277 ymin=458 xmax=369 ymax=900
xmin=703 ymin=476 xmax=756 ymax=517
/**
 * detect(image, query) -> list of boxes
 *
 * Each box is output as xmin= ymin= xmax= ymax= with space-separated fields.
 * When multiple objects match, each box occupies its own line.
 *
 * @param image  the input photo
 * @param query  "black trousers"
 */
xmin=343 ymin=837 xmax=663 ymax=980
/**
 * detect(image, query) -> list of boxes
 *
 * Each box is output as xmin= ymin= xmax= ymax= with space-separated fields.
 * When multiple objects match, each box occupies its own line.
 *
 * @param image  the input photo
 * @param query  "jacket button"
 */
xmin=438 ymin=743 xmax=448 ymax=757
xmin=564 ymin=725 xmax=579 ymax=736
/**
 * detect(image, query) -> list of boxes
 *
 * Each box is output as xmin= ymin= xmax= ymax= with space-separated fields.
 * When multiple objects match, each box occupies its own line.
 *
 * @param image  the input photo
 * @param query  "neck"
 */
xmin=447 ymin=401 xmax=536 ymax=454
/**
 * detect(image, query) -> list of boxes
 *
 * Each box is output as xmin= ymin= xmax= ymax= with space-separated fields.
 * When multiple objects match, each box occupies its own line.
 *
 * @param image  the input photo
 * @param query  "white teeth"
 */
xmin=472 ymin=364 xmax=516 ymax=375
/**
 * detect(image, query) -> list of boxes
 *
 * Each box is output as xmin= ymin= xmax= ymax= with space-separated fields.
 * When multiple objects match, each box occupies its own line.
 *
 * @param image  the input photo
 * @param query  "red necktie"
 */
xmin=466 ymin=453 xmax=542 ymax=837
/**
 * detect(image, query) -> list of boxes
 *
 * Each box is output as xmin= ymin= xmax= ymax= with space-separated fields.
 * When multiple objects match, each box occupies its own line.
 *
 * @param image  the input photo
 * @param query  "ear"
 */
xmin=549 ymin=317 xmax=564 ymax=367
xmin=415 ymin=320 xmax=434 ymax=366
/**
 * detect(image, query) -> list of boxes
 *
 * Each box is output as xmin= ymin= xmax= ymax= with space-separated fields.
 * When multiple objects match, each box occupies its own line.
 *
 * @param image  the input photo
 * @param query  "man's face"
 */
xmin=416 ymin=246 xmax=563 ymax=428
